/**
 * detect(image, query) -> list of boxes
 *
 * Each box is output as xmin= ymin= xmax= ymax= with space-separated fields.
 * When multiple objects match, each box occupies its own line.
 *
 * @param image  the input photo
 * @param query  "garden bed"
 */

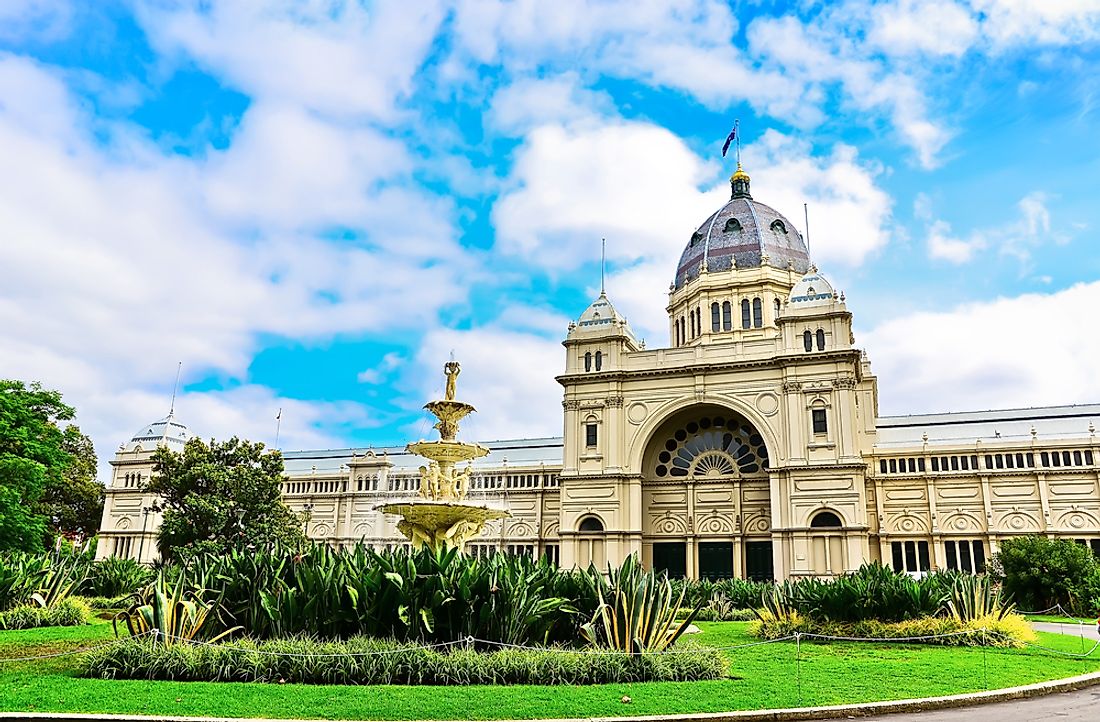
xmin=752 ymin=614 xmax=1036 ymax=647
xmin=4 ymin=621 xmax=1100 ymax=720
xmin=84 ymin=636 xmax=725 ymax=685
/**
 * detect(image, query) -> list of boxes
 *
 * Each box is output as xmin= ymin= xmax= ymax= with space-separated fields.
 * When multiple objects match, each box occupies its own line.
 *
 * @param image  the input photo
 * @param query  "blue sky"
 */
xmin=1 ymin=1 xmax=1098 ymax=475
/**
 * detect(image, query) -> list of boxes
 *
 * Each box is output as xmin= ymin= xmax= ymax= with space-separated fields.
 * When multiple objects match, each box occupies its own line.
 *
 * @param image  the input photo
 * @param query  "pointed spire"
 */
xmin=600 ymin=238 xmax=606 ymax=295
xmin=169 ymin=361 xmax=182 ymax=416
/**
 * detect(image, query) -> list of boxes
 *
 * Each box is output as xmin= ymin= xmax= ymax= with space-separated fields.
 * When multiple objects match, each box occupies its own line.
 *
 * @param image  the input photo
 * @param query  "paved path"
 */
xmin=869 ymin=685 xmax=1100 ymax=721
xmin=1032 ymin=621 xmax=1100 ymax=641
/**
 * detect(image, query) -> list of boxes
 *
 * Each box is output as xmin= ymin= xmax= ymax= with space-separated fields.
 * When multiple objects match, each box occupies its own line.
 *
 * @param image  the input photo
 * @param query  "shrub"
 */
xmin=751 ymin=612 xmax=1035 ymax=648
xmin=85 ymin=557 xmax=152 ymax=598
xmin=0 ymin=596 xmax=90 ymax=630
xmin=82 ymin=595 xmax=135 ymax=610
xmin=671 ymin=577 xmax=773 ymax=609
xmin=580 ymin=555 xmax=701 ymax=653
xmin=945 ymin=574 xmax=1015 ymax=622
xmin=114 ymin=573 xmax=240 ymax=645
xmin=991 ymin=536 xmax=1100 ymax=616
xmin=84 ymin=635 xmax=725 ymax=685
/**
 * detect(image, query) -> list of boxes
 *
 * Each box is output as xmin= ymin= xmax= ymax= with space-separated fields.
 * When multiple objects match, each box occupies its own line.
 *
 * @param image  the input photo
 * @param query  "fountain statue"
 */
xmin=377 ymin=361 xmax=510 ymax=551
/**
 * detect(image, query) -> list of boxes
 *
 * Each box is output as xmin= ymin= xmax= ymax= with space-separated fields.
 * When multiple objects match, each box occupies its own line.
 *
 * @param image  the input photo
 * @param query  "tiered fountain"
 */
xmin=377 ymin=361 xmax=510 ymax=552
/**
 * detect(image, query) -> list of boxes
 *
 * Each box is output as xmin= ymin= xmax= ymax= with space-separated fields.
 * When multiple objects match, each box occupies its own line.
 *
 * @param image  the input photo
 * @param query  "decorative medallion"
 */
xmin=627 ymin=402 xmax=648 ymax=425
xmin=755 ymin=392 xmax=780 ymax=416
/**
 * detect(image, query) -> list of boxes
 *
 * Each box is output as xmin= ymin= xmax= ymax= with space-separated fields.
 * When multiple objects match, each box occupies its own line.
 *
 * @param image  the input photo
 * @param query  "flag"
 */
xmin=276 ymin=408 xmax=282 ymax=420
xmin=721 ymin=125 xmax=737 ymax=157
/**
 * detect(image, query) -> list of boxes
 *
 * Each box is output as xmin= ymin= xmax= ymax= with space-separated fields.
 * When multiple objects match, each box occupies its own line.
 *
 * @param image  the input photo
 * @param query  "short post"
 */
xmin=795 ymin=632 xmax=802 ymax=706
xmin=981 ymin=627 xmax=988 ymax=690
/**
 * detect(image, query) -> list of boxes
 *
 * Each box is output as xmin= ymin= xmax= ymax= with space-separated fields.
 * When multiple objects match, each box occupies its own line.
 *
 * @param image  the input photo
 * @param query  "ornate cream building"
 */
xmin=97 ymin=163 xmax=1100 ymax=580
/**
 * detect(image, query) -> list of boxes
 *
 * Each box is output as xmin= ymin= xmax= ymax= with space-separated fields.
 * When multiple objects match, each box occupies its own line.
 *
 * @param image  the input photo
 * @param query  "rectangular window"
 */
xmin=1087 ymin=451 xmax=1095 ymax=466
xmin=892 ymin=540 xmax=930 ymax=574
xmin=812 ymin=409 xmax=828 ymax=435
xmin=1041 ymin=451 xmax=1050 ymax=466
xmin=931 ymin=457 xmax=940 ymax=472
xmin=889 ymin=458 xmax=897 ymax=473
xmin=945 ymin=540 xmax=986 ymax=573
xmin=585 ymin=424 xmax=597 ymax=447
xmin=985 ymin=454 xmax=993 ymax=469
xmin=951 ymin=456 xmax=959 ymax=471
xmin=542 ymin=544 xmax=560 ymax=567
xmin=880 ymin=459 xmax=888 ymax=474
xmin=711 ymin=303 xmax=720 ymax=332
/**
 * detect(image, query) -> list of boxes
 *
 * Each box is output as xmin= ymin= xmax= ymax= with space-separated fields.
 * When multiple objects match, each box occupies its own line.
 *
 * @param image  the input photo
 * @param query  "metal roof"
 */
xmin=282 ymin=437 xmax=565 ymax=475
xmin=875 ymin=404 xmax=1100 ymax=448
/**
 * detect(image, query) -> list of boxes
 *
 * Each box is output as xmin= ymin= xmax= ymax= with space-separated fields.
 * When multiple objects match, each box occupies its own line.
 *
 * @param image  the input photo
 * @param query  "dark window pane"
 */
xmin=812 ymin=409 xmax=828 ymax=434
xmin=804 ymin=330 xmax=813 ymax=352
xmin=741 ymin=299 xmax=751 ymax=329
xmin=594 ymin=351 xmax=602 ymax=371
xmin=945 ymin=540 xmax=958 ymax=570
xmin=919 ymin=458 xmax=926 ymax=472
xmin=880 ymin=459 xmax=888 ymax=474
xmin=973 ymin=541 xmax=986 ymax=573
xmin=584 ymin=352 xmax=592 ymax=372
xmin=931 ymin=457 xmax=940 ymax=471
xmin=904 ymin=541 xmax=917 ymax=571
xmin=917 ymin=541 xmax=930 ymax=571
xmin=752 ymin=298 xmax=763 ymax=328
xmin=959 ymin=541 xmax=973 ymax=573
xmin=723 ymin=301 xmax=732 ymax=331
xmin=711 ymin=303 xmax=720 ymax=332
xmin=889 ymin=458 xmax=897 ymax=473
xmin=891 ymin=542 xmax=904 ymax=572
xmin=951 ymin=456 xmax=960 ymax=471
xmin=816 ymin=328 xmax=826 ymax=350
xmin=585 ymin=424 xmax=597 ymax=447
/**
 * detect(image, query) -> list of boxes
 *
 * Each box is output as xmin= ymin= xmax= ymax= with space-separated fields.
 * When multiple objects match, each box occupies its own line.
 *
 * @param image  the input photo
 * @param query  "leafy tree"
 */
xmin=991 ymin=536 xmax=1100 ymax=615
xmin=0 ymin=380 xmax=75 ymax=551
xmin=147 ymin=436 xmax=306 ymax=559
xmin=38 ymin=425 xmax=104 ymax=543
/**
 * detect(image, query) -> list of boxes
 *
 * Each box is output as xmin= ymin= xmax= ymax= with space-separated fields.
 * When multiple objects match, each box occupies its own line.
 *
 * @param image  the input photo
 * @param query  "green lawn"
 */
xmin=1 ymin=620 xmax=1098 ymax=720
xmin=1025 ymin=613 xmax=1097 ymax=624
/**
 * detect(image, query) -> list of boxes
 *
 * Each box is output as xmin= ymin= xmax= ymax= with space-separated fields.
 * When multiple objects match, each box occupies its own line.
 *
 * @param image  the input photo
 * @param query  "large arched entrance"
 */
xmin=641 ymin=404 xmax=774 ymax=581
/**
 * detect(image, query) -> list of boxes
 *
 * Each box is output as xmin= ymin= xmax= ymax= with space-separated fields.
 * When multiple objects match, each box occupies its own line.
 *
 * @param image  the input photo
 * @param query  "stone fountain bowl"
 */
xmin=376 ymin=500 xmax=510 ymax=527
xmin=406 ymin=439 xmax=489 ymax=464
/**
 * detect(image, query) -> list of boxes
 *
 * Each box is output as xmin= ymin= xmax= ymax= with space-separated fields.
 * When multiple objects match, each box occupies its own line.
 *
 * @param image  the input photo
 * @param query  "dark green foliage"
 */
xmin=0 ymin=547 xmax=89 ymax=610
xmin=671 ymin=577 xmax=772 ymax=609
xmin=179 ymin=544 xmax=589 ymax=646
xmin=84 ymin=556 xmax=152 ymax=598
xmin=39 ymin=426 xmax=104 ymax=543
xmin=147 ymin=437 xmax=306 ymax=560
xmin=84 ymin=635 xmax=724 ymax=685
xmin=0 ymin=380 xmax=78 ymax=551
xmin=781 ymin=563 xmax=957 ymax=623
xmin=991 ymin=536 xmax=1100 ymax=615
xmin=0 ymin=596 xmax=89 ymax=629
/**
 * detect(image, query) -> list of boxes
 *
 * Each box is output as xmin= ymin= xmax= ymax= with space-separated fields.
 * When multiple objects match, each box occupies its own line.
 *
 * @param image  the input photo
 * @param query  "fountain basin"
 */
xmin=406 ymin=439 xmax=489 ymax=464
xmin=377 ymin=501 xmax=509 ymax=551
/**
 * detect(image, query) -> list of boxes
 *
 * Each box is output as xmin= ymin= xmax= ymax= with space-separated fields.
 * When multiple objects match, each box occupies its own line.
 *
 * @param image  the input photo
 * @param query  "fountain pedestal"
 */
xmin=377 ymin=361 xmax=510 ymax=552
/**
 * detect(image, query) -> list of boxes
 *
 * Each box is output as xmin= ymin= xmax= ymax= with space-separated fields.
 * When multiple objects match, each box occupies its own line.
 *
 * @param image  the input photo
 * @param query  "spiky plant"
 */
xmin=114 ymin=573 xmax=240 ymax=645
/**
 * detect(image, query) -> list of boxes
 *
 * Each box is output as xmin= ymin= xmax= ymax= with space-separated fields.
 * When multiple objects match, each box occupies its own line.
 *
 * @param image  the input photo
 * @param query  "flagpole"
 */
xmin=735 ymin=118 xmax=741 ymax=167
xmin=275 ymin=408 xmax=282 ymax=449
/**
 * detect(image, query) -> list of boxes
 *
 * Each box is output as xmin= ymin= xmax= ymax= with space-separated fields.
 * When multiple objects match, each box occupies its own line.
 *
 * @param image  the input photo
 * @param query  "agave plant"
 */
xmin=580 ymin=555 xmax=701 ymax=654
xmin=945 ymin=574 xmax=1015 ymax=622
xmin=114 ymin=573 xmax=240 ymax=645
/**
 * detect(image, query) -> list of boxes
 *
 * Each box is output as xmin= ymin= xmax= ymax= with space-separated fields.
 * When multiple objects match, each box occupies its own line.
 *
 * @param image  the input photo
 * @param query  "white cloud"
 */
xmin=867 ymin=1 xmax=980 ymax=57
xmin=488 ymin=74 xmax=615 ymax=134
xmin=747 ymin=15 xmax=950 ymax=168
xmin=0 ymin=0 xmax=72 ymax=42
xmin=917 ymin=191 xmax=1061 ymax=266
xmin=358 ymin=353 xmax=403 ymax=384
xmin=973 ymin=0 xmax=1100 ymax=47
xmin=0 ymin=54 xmax=467 ymax=479
xmin=409 ymin=325 xmax=564 ymax=442
xmin=137 ymin=0 xmax=446 ymax=120
xmin=864 ymin=281 xmax=1100 ymax=415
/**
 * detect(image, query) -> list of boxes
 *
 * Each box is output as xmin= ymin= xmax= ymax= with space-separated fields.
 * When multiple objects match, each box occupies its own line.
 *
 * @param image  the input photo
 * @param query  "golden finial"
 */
xmin=731 ymin=161 xmax=750 ymax=182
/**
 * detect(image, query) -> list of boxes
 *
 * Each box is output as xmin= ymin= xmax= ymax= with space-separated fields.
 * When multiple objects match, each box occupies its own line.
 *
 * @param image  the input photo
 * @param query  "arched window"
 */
xmin=696 ymin=307 xmax=702 ymax=336
xmin=752 ymin=297 xmax=763 ymax=328
xmin=810 ymin=511 xmax=843 ymax=528
xmin=680 ymin=317 xmax=685 ymax=345
xmin=722 ymin=301 xmax=732 ymax=331
xmin=770 ymin=219 xmax=787 ymax=234
xmin=741 ymin=299 xmax=751 ymax=329
xmin=803 ymin=330 xmax=813 ymax=352
xmin=774 ymin=298 xmax=781 ymax=320
xmin=711 ymin=302 xmax=720 ymax=332
xmin=674 ymin=321 xmax=680 ymax=346
xmin=594 ymin=351 xmax=603 ymax=371
xmin=724 ymin=218 xmax=742 ymax=233
xmin=578 ymin=516 xmax=605 ymax=533
xmin=816 ymin=329 xmax=826 ymax=351
xmin=584 ymin=352 xmax=592 ymax=371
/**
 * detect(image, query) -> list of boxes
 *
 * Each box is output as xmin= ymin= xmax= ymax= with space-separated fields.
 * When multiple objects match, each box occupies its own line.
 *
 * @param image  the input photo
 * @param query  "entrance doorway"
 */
xmin=745 ymin=541 xmax=774 ymax=581
xmin=698 ymin=541 xmax=734 ymax=579
xmin=652 ymin=542 xmax=687 ymax=578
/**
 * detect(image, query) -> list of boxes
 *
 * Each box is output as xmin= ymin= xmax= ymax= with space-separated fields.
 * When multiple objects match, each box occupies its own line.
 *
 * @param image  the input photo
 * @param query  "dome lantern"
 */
xmin=730 ymin=162 xmax=751 ymax=200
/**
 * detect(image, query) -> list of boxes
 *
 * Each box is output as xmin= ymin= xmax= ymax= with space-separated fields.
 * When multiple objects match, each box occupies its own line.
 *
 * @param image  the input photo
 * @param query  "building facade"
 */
xmin=96 ymin=163 xmax=1100 ymax=579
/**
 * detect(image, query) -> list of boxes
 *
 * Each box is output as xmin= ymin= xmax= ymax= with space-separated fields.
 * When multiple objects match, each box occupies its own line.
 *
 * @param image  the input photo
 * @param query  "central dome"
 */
xmin=674 ymin=165 xmax=810 ymax=289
